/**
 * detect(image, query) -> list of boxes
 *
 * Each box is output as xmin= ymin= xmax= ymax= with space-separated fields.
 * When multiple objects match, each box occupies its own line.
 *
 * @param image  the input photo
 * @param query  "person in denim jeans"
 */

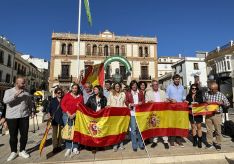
xmin=61 ymin=84 xmax=84 ymax=157
xmin=125 ymin=80 xmax=145 ymax=152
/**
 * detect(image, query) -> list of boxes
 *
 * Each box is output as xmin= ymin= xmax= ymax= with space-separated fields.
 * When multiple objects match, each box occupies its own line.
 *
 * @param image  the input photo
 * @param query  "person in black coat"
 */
xmin=48 ymin=88 xmax=64 ymax=153
xmin=186 ymin=84 xmax=203 ymax=148
xmin=86 ymin=85 xmax=107 ymax=112
xmin=85 ymin=85 xmax=107 ymax=153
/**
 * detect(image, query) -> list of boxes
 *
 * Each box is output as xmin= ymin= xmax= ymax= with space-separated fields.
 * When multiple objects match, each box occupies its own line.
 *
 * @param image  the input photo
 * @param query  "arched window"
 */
xmin=115 ymin=45 xmax=120 ymax=55
xmin=86 ymin=44 xmax=91 ymax=55
xmin=144 ymin=47 xmax=148 ymax=57
xmin=67 ymin=44 xmax=73 ymax=55
xmin=121 ymin=45 xmax=125 ymax=56
xmin=98 ymin=45 xmax=103 ymax=56
xmin=139 ymin=46 xmax=143 ymax=57
xmin=61 ymin=43 xmax=66 ymax=55
xmin=110 ymin=45 xmax=114 ymax=56
xmin=104 ymin=45 xmax=109 ymax=56
xmin=92 ymin=44 xmax=97 ymax=55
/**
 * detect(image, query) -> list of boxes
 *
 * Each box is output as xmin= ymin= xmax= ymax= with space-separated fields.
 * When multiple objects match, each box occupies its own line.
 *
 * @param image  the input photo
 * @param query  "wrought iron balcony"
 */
xmin=58 ymin=75 xmax=73 ymax=82
xmin=139 ymin=75 xmax=151 ymax=80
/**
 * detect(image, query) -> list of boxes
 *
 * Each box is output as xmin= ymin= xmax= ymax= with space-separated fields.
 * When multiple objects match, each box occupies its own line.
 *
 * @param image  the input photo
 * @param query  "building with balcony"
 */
xmin=158 ymin=55 xmax=182 ymax=77
xmin=205 ymin=40 xmax=234 ymax=107
xmin=49 ymin=30 xmax=158 ymax=89
xmin=0 ymin=36 xmax=16 ymax=101
xmin=21 ymin=55 xmax=50 ymax=91
xmin=159 ymin=53 xmax=207 ymax=93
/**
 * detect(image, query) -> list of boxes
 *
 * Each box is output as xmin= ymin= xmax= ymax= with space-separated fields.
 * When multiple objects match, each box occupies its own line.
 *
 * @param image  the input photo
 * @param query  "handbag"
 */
xmin=61 ymin=119 xmax=74 ymax=140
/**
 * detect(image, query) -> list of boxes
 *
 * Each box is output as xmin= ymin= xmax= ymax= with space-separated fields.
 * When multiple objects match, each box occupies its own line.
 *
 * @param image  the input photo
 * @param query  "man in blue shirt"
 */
xmin=166 ymin=74 xmax=186 ymax=148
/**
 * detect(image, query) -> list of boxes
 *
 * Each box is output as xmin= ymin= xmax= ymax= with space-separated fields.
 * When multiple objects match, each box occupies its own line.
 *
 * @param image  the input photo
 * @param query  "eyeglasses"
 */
xmin=191 ymin=88 xmax=197 ymax=90
xmin=57 ymin=92 xmax=62 ymax=94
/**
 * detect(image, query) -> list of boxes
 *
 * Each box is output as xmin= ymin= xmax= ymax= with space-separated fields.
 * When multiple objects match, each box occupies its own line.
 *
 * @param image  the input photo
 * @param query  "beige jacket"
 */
xmin=145 ymin=89 xmax=167 ymax=102
xmin=107 ymin=92 xmax=126 ymax=107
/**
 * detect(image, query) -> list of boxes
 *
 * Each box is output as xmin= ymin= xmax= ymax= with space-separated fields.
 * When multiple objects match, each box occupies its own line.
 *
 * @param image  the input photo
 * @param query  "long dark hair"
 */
xmin=71 ymin=83 xmax=82 ymax=95
xmin=129 ymin=80 xmax=138 ymax=90
xmin=94 ymin=85 xmax=104 ymax=97
xmin=112 ymin=82 xmax=122 ymax=96
xmin=188 ymin=84 xmax=199 ymax=96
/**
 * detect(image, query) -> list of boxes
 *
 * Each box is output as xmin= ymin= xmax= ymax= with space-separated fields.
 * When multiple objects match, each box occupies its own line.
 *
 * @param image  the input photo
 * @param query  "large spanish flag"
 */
xmin=81 ymin=63 xmax=104 ymax=87
xmin=135 ymin=102 xmax=189 ymax=140
xmin=192 ymin=103 xmax=219 ymax=116
xmin=73 ymin=104 xmax=130 ymax=147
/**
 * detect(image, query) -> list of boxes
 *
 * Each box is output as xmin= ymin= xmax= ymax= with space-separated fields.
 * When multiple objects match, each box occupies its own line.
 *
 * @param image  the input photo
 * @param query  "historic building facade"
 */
xmin=49 ymin=30 xmax=158 ymax=89
xmin=0 ymin=36 xmax=15 ymax=101
xmin=158 ymin=56 xmax=182 ymax=77
xmin=205 ymin=40 xmax=234 ymax=107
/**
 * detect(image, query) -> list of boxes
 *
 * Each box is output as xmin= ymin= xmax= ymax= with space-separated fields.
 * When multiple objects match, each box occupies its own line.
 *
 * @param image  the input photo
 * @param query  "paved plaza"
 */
xmin=0 ymin=113 xmax=234 ymax=164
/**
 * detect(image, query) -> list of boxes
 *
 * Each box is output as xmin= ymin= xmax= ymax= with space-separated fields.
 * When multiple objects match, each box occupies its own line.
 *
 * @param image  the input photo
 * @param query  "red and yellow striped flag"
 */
xmin=73 ymin=104 xmax=130 ymax=147
xmin=192 ymin=103 xmax=219 ymax=116
xmin=39 ymin=120 xmax=52 ymax=156
xmin=81 ymin=63 xmax=104 ymax=87
xmin=135 ymin=102 xmax=189 ymax=140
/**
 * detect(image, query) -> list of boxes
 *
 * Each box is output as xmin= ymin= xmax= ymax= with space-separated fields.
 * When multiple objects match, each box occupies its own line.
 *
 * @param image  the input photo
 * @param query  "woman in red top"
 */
xmin=61 ymin=84 xmax=84 ymax=157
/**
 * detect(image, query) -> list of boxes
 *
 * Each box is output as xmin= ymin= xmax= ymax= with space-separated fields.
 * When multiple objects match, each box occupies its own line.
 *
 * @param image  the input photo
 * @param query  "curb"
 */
xmin=28 ymin=152 xmax=234 ymax=164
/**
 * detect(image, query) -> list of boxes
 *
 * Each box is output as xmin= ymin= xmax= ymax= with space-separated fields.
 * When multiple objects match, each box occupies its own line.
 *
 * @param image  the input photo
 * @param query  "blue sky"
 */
xmin=1 ymin=0 xmax=234 ymax=61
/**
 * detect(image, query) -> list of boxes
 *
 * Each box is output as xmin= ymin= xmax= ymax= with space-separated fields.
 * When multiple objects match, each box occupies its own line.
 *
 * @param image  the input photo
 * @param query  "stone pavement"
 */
xmin=0 ymin=113 xmax=234 ymax=164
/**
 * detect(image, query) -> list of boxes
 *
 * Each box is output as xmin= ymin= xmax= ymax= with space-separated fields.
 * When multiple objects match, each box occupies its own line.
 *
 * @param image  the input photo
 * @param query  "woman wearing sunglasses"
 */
xmin=186 ymin=84 xmax=203 ymax=148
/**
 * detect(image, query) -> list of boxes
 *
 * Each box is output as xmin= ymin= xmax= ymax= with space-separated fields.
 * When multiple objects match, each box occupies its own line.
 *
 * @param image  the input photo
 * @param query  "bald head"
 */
xmin=16 ymin=77 xmax=26 ymax=89
xmin=210 ymin=82 xmax=218 ymax=94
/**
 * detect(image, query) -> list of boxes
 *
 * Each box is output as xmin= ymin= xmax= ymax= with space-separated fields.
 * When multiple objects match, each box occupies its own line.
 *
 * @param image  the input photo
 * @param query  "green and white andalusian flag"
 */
xmin=84 ymin=0 xmax=92 ymax=26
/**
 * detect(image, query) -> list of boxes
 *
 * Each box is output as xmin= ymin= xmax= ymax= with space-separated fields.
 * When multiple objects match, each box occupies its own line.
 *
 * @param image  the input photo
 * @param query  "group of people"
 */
xmin=2 ymin=74 xmax=230 ymax=161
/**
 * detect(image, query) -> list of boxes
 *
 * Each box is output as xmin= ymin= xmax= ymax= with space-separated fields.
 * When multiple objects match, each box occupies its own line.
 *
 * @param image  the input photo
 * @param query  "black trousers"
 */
xmin=7 ymin=117 xmax=29 ymax=152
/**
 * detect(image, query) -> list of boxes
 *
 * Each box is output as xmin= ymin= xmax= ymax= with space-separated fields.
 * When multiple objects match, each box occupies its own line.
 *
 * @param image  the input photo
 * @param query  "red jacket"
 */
xmin=125 ymin=90 xmax=145 ymax=107
xmin=61 ymin=92 xmax=84 ymax=114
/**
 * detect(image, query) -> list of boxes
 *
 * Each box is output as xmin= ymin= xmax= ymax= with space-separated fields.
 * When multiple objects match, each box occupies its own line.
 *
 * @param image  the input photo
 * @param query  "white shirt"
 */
xmin=154 ymin=91 xmax=161 ymax=102
xmin=96 ymin=97 xmax=101 ymax=112
xmin=131 ymin=90 xmax=139 ymax=116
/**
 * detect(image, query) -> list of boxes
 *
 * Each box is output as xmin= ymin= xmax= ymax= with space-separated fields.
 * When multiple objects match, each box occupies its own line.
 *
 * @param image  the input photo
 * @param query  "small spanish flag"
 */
xmin=81 ymin=63 xmax=104 ymax=87
xmin=73 ymin=104 xmax=130 ymax=147
xmin=192 ymin=103 xmax=219 ymax=116
xmin=135 ymin=102 xmax=189 ymax=140
xmin=39 ymin=120 xmax=52 ymax=156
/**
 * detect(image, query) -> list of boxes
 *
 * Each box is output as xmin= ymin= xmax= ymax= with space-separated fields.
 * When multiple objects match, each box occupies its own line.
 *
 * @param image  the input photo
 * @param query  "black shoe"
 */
xmin=164 ymin=143 xmax=169 ymax=149
xmin=133 ymin=149 xmax=137 ymax=152
xmin=206 ymin=144 xmax=213 ymax=149
xmin=193 ymin=136 xmax=198 ymax=147
xmin=151 ymin=142 xmax=157 ymax=148
xmin=198 ymin=137 xmax=202 ymax=148
xmin=140 ymin=146 xmax=145 ymax=150
xmin=214 ymin=144 xmax=221 ymax=151
xmin=170 ymin=141 xmax=175 ymax=147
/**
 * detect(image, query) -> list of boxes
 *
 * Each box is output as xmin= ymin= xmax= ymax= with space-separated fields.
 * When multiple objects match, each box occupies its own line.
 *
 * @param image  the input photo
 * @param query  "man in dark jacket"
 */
xmin=48 ymin=88 xmax=64 ymax=153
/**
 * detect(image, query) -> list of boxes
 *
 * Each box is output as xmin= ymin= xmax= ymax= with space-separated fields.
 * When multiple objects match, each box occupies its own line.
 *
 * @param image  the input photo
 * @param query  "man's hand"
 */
xmin=216 ymin=101 xmax=223 ymax=105
xmin=15 ymin=89 xmax=23 ymax=98
xmin=31 ymin=112 xmax=35 ymax=118
xmin=138 ymin=102 xmax=142 ymax=105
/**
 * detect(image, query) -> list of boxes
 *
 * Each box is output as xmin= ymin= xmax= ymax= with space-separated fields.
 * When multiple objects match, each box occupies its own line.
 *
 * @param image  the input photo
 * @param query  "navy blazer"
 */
xmin=48 ymin=97 xmax=63 ymax=126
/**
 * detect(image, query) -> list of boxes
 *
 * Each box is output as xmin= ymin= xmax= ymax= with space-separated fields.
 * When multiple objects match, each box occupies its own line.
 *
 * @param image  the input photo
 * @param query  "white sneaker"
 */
xmin=65 ymin=149 xmax=71 ymax=157
xmin=7 ymin=152 xmax=18 ymax=161
xmin=72 ymin=148 xmax=80 ymax=155
xmin=19 ymin=150 xmax=30 ymax=159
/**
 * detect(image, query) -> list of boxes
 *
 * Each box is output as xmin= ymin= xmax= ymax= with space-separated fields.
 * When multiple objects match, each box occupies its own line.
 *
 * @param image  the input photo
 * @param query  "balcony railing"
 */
xmin=58 ymin=75 xmax=73 ymax=82
xmin=139 ymin=75 xmax=151 ymax=80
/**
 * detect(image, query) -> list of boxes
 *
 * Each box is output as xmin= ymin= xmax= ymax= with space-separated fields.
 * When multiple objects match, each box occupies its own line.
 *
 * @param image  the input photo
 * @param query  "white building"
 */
xmin=0 ymin=36 xmax=15 ymax=100
xmin=206 ymin=40 xmax=234 ymax=107
xmin=172 ymin=56 xmax=207 ymax=90
xmin=158 ymin=56 xmax=182 ymax=77
xmin=21 ymin=54 xmax=50 ymax=91
xmin=159 ymin=54 xmax=208 ymax=92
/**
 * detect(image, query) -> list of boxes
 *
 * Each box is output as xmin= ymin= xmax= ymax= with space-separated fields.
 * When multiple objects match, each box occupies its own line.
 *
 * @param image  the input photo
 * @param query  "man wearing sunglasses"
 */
xmin=204 ymin=82 xmax=230 ymax=151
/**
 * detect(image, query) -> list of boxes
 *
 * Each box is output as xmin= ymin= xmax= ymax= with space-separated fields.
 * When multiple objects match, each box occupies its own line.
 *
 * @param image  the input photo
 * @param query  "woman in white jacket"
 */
xmin=107 ymin=82 xmax=126 ymax=152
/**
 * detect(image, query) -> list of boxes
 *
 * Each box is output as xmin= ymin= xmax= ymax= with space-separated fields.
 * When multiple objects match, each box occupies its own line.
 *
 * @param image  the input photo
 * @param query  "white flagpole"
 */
xmin=77 ymin=0 xmax=82 ymax=79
